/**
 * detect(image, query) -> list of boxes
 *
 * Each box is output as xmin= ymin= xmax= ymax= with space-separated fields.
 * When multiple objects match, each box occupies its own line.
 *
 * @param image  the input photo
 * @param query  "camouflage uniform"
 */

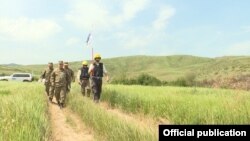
xmin=41 ymin=67 xmax=54 ymax=96
xmin=64 ymin=62 xmax=74 ymax=93
xmin=50 ymin=65 xmax=70 ymax=108
xmin=77 ymin=66 xmax=91 ymax=96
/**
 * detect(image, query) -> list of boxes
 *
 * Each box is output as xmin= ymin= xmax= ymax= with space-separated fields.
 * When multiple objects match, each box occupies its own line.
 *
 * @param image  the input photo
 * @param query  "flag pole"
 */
xmin=90 ymin=24 xmax=94 ymax=62
xmin=92 ymin=47 xmax=94 ymax=61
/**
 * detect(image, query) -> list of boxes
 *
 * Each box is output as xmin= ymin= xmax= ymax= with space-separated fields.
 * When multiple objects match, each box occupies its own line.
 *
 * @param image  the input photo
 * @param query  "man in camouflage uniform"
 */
xmin=50 ymin=61 xmax=70 ymax=109
xmin=88 ymin=54 xmax=109 ymax=103
xmin=64 ymin=62 xmax=74 ymax=93
xmin=40 ymin=62 xmax=54 ymax=96
xmin=77 ymin=61 xmax=91 ymax=97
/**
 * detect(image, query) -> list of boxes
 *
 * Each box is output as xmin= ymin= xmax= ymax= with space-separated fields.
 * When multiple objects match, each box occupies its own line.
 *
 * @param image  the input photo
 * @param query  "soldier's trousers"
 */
xmin=49 ymin=86 xmax=55 ymax=101
xmin=54 ymin=86 xmax=66 ymax=104
xmin=81 ymin=79 xmax=91 ymax=96
xmin=67 ymin=82 xmax=71 ymax=93
xmin=44 ymin=83 xmax=50 ymax=96
xmin=91 ymin=77 xmax=102 ymax=102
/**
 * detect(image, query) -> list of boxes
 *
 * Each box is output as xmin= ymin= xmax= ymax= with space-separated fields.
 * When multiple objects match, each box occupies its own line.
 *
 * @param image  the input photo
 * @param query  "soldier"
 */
xmin=63 ymin=62 xmax=74 ymax=93
xmin=88 ymin=54 xmax=109 ymax=103
xmin=50 ymin=61 xmax=70 ymax=109
xmin=40 ymin=62 xmax=54 ymax=97
xmin=77 ymin=61 xmax=91 ymax=97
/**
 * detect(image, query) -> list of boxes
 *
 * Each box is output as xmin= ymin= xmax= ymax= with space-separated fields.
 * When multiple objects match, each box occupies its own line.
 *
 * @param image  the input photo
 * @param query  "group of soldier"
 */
xmin=41 ymin=53 xmax=109 ymax=109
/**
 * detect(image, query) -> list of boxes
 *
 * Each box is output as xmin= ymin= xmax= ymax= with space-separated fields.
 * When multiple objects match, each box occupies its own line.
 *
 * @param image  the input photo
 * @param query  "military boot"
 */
xmin=49 ymin=98 xmax=52 ymax=103
xmin=58 ymin=102 xmax=62 ymax=109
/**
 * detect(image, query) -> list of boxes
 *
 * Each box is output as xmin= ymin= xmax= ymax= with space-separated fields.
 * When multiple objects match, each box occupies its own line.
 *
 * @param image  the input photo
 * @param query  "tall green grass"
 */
xmin=0 ymin=82 xmax=50 ymax=141
xmin=67 ymin=84 xmax=157 ymax=141
xmin=102 ymin=85 xmax=250 ymax=124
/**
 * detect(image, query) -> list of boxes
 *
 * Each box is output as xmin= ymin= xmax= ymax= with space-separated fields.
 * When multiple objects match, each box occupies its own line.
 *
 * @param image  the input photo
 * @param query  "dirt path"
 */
xmin=48 ymin=98 xmax=94 ymax=141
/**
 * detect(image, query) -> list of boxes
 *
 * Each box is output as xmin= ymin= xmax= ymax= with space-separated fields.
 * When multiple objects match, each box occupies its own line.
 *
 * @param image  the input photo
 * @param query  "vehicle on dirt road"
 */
xmin=0 ymin=73 xmax=33 ymax=82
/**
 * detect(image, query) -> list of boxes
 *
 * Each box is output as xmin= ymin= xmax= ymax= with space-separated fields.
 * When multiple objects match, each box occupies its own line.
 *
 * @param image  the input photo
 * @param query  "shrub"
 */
xmin=111 ymin=73 xmax=162 ymax=86
xmin=168 ymin=77 xmax=188 ymax=87
xmin=136 ymin=74 xmax=162 ymax=86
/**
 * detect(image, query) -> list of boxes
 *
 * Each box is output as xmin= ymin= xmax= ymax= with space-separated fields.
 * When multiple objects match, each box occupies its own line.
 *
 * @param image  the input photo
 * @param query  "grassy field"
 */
xmin=67 ymin=84 xmax=157 ymax=141
xmin=0 ymin=82 xmax=50 ymax=141
xmin=0 ymin=81 xmax=249 ymax=140
xmin=102 ymin=85 xmax=250 ymax=124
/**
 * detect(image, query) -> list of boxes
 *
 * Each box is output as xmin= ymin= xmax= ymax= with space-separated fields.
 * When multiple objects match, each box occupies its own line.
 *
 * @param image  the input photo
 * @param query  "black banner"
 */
xmin=159 ymin=125 xmax=250 ymax=141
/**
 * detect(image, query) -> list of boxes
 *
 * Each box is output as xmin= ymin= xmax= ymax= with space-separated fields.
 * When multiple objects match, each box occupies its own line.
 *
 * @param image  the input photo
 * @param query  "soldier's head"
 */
xmin=94 ymin=53 xmax=101 ymax=63
xmin=58 ymin=61 xmax=64 ymax=69
xmin=64 ymin=62 xmax=69 ymax=69
xmin=48 ymin=62 xmax=53 ymax=69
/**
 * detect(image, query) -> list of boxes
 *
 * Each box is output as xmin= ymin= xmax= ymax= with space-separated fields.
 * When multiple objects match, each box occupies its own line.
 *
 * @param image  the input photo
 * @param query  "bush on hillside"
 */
xmin=0 ymin=73 xmax=6 ymax=76
xmin=136 ymin=73 xmax=162 ymax=86
xmin=166 ymin=72 xmax=197 ymax=87
xmin=185 ymin=72 xmax=197 ymax=86
xmin=168 ymin=77 xmax=188 ymax=87
xmin=111 ymin=73 xmax=162 ymax=86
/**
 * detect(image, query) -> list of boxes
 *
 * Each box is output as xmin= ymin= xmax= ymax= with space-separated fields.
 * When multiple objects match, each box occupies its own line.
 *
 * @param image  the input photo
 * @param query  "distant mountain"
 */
xmin=1 ymin=63 xmax=22 ymax=67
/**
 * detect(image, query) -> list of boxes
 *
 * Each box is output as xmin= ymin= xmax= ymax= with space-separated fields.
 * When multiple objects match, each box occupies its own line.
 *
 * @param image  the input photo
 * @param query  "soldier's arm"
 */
xmin=40 ymin=70 xmax=46 ymax=79
xmin=66 ymin=72 xmax=70 ymax=86
xmin=66 ymin=72 xmax=71 ymax=91
xmin=50 ymin=71 xmax=55 ymax=86
xmin=103 ymin=64 xmax=109 ymax=82
xmin=88 ymin=64 xmax=94 ymax=75
xmin=71 ymin=69 xmax=75 ymax=82
xmin=103 ymin=65 xmax=108 ymax=76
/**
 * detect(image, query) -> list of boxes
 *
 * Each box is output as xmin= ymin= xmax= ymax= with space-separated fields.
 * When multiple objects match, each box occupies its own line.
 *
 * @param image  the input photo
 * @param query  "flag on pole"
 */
xmin=86 ymin=33 xmax=92 ymax=47
xmin=85 ymin=32 xmax=94 ymax=60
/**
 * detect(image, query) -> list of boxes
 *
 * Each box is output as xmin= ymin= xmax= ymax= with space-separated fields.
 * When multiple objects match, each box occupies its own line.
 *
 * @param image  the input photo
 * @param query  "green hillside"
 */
xmin=101 ymin=55 xmax=213 ymax=80
xmin=1 ymin=55 xmax=250 ymax=82
xmin=0 ymin=66 xmax=24 ymax=76
xmin=197 ymin=56 xmax=250 ymax=80
xmin=98 ymin=55 xmax=249 ymax=82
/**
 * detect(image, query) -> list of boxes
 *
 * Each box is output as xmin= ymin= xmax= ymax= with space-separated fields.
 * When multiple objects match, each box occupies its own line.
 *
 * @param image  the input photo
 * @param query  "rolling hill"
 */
xmin=1 ymin=55 xmax=250 ymax=83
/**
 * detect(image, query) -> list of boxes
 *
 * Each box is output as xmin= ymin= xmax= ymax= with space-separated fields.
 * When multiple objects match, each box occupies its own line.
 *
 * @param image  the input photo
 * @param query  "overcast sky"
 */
xmin=0 ymin=0 xmax=250 ymax=65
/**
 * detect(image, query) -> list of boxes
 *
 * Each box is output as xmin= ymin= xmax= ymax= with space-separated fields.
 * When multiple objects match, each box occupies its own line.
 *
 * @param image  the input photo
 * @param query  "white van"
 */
xmin=0 ymin=73 xmax=33 ymax=82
